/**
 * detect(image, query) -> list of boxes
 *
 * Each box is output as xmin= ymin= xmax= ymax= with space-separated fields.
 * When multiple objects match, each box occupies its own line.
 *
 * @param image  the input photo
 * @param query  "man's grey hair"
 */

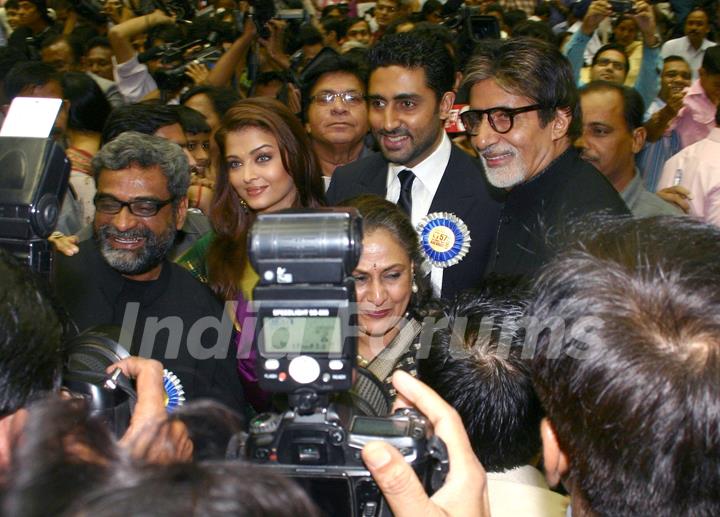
xmin=91 ymin=131 xmax=190 ymax=201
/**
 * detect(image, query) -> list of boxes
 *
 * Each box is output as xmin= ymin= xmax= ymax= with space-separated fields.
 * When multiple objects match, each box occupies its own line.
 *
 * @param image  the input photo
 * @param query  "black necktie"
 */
xmin=397 ymin=169 xmax=415 ymax=217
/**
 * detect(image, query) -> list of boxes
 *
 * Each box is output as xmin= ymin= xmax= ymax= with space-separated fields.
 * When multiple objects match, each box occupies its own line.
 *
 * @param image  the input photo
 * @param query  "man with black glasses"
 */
xmin=461 ymin=38 xmax=628 ymax=280
xmin=52 ymin=132 xmax=246 ymax=414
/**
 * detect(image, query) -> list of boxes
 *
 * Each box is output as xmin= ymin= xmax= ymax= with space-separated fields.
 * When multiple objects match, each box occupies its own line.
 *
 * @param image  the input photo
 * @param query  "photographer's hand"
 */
xmin=581 ymin=0 xmax=610 ymax=36
xmin=185 ymin=61 xmax=210 ymax=85
xmin=108 ymin=357 xmax=193 ymax=463
xmin=362 ymin=371 xmax=490 ymax=517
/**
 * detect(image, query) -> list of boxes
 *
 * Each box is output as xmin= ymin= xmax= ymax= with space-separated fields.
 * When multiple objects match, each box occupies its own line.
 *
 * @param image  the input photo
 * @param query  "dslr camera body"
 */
xmin=239 ymin=209 xmax=448 ymax=517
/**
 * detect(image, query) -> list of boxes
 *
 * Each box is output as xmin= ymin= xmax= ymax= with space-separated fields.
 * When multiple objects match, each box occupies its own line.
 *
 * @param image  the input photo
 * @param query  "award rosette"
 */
xmin=416 ymin=212 xmax=471 ymax=268
xmin=163 ymin=368 xmax=186 ymax=412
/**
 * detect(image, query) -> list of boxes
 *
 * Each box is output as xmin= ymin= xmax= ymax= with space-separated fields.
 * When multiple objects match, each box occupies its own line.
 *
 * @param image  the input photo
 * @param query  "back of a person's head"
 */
xmin=180 ymin=85 xmax=242 ymax=120
xmin=0 ymin=250 xmax=63 ymax=418
xmin=176 ymin=105 xmax=211 ymax=136
xmin=101 ymin=103 xmax=180 ymax=144
xmin=64 ymin=461 xmax=321 ymax=516
xmin=419 ymin=285 xmax=542 ymax=472
xmin=61 ymin=71 xmax=112 ymax=133
xmin=702 ymin=45 xmax=720 ymax=75
xmin=3 ymin=397 xmax=117 ymax=517
xmin=529 ymin=216 xmax=720 ymax=516
xmin=3 ymin=61 xmax=59 ymax=102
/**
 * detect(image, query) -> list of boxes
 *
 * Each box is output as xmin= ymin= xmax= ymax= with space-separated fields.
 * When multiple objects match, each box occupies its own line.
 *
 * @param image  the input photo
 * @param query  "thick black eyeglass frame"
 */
xmin=460 ymin=104 xmax=543 ymax=135
xmin=93 ymin=194 xmax=175 ymax=217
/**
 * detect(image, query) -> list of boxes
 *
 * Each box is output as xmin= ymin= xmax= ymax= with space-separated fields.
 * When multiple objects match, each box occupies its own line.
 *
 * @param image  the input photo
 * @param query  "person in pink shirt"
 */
xmin=659 ymin=105 xmax=720 ymax=226
xmin=674 ymin=45 xmax=720 ymax=148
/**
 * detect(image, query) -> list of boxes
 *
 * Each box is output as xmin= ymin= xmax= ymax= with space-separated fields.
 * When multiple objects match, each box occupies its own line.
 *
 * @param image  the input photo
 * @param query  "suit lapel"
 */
xmin=357 ymin=154 xmax=389 ymax=197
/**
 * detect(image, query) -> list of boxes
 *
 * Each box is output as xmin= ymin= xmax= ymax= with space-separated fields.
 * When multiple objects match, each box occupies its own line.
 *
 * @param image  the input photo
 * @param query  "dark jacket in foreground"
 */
xmin=486 ymin=147 xmax=631 ymax=279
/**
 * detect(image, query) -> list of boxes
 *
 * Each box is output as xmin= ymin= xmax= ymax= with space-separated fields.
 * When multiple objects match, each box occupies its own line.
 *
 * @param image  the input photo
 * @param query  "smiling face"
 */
xmin=306 ymin=71 xmax=368 ymax=148
xmin=659 ymin=59 xmax=691 ymax=101
xmin=468 ymin=78 xmax=566 ymax=189
xmin=93 ymin=165 xmax=187 ymax=281
xmin=368 ymin=65 xmax=452 ymax=168
xmin=353 ymin=228 xmax=413 ymax=350
xmin=685 ymin=10 xmax=710 ymax=49
xmin=225 ymin=127 xmax=297 ymax=213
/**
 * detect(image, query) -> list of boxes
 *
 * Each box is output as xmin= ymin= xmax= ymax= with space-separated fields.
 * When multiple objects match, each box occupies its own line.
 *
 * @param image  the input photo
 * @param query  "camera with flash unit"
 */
xmin=234 ymin=208 xmax=448 ymax=517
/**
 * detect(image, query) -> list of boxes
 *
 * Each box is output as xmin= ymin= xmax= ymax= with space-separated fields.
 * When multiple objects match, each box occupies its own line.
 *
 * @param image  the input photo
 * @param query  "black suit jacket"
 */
xmin=326 ymin=146 xmax=503 ymax=300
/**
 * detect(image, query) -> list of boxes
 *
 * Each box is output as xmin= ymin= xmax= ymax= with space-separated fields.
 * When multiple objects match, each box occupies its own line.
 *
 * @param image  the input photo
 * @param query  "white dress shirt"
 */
xmin=385 ymin=132 xmax=452 ymax=296
xmin=661 ymin=36 xmax=717 ymax=80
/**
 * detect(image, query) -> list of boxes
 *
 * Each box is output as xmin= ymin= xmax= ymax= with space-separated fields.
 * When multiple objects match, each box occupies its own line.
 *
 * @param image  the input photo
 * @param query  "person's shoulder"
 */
xmin=334 ymin=151 xmax=386 ymax=176
xmin=165 ymin=260 xmax=224 ymax=308
xmin=553 ymin=151 xmax=629 ymax=214
xmin=636 ymin=189 xmax=684 ymax=217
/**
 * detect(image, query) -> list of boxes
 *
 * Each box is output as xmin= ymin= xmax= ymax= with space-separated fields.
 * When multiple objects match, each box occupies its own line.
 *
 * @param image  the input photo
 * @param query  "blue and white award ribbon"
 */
xmin=416 ymin=212 xmax=471 ymax=268
xmin=163 ymin=369 xmax=185 ymax=412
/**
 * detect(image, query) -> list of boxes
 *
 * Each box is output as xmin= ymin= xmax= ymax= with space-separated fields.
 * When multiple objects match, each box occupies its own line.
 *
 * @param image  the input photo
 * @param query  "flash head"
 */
xmin=249 ymin=208 xmax=362 ymax=285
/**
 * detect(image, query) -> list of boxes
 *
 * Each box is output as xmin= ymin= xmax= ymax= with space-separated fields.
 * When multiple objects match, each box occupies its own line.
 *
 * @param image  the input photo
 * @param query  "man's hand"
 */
xmin=185 ymin=61 xmax=210 ymax=85
xmin=582 ymin=0 xmax=611 ymax=36
xmin=109 ymin=357 xmax=193 ymax=463
xmin=632 ymin=0 xmax=657 ymax=44
xmin=657 ymin=185 xmax=691 ymax=213
xmin=362 ymin=371 xmax=490 ymax=517
xmin=49 ymin=232 xmax=79 ymax=256
xmin=665 ymin=88 xmax=686 ymax=114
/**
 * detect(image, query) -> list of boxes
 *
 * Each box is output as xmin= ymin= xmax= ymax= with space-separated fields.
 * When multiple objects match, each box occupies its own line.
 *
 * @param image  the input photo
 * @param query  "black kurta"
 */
xmin=487 ymin=147 xmax=630 ymax=279
xmin=53 ymin=240 xmax=246 ymax=414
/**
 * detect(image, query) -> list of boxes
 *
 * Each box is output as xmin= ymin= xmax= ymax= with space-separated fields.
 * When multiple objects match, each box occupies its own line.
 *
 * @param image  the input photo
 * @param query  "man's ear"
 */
xmin=438 ymin=90 xmax=456 ymax=121
xmin=631 ymin=126 xmax=646 ymax=154
xmin=175 ymin=195 xmax=188 ymax=230
xmin=551 ymin=107 xmax=572 ymax=141
xmin=541 ymin=418 xmax=570 ymax=487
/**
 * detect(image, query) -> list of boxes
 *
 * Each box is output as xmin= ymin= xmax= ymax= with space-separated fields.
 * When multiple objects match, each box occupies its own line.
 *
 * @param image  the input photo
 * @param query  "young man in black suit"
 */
xmin=326 ymin=32 xmax=502 ymax=300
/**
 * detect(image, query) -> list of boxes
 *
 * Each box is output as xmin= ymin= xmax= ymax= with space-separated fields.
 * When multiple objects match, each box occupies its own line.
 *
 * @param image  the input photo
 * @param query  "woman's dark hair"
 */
xmin=61 ymin=72 xmax=112 ymax=133
xmin=208 ymin=97 xmax=325 ymax=299
xmin=342 ymin=194 xmax=432 ymax=318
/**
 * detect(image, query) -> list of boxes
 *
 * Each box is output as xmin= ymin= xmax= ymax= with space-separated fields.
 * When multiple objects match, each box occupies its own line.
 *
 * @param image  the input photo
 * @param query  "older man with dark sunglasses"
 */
xmin=461 ymin=38 xmax=629 ymax=281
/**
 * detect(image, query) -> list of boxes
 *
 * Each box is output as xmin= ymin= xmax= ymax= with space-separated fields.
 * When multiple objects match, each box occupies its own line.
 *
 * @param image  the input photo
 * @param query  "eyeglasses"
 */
xmin=310 ymin=91 xmax=365 ymax=106
xmin=93 ymin=195 xmax=174 ymax=217
xmin=460 ymin=104 xmax=542 ymax=135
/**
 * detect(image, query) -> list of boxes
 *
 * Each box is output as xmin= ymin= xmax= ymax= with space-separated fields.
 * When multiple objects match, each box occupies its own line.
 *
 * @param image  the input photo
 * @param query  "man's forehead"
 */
xmin=596 ymin=50 xmax=626 ymax=64
xmin=98 ymin=164 xmax=169 ymax=191
xmin=663 ymin=61 xmax=690 ymax=74
xmin=369 ymin=66 xmax=428 ymax=94
xmin=581 ymin=89 xmax=624 ymax=120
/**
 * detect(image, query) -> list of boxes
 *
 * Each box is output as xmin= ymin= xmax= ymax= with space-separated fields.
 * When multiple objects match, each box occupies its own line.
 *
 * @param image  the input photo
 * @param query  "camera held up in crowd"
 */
xmin=230 ymin=209 xmax=449 ymax=517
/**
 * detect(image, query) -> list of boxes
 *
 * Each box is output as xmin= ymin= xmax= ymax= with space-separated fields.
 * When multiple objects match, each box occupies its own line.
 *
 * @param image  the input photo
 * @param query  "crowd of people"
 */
xmin=0 ymin=0 xmax=719 ymax=515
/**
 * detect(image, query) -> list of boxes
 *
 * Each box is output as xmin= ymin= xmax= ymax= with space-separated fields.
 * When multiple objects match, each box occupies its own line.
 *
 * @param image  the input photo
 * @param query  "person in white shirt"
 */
xmin=661 ymin=7 xmax=717 ymax=79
